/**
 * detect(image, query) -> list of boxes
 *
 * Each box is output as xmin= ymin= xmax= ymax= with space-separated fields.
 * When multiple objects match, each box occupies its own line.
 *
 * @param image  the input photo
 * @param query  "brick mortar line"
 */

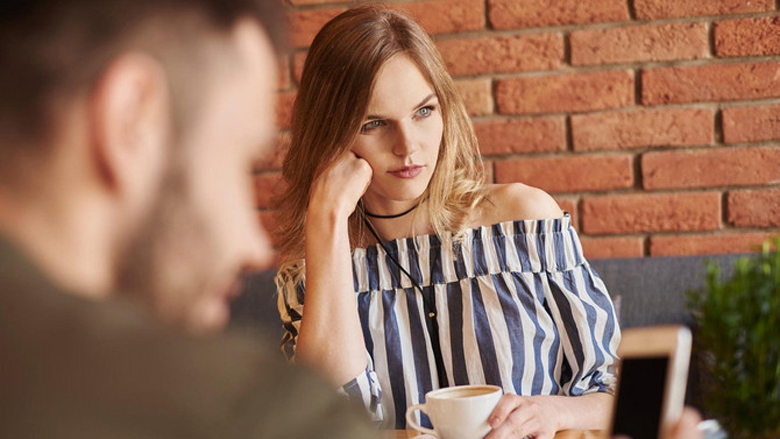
xmin=448 ymin=55 xmax=780 ymax=82
xmin=714 ymin=98 xmax=780 ymax=109
xmin=473 ymin=102 xmax=780 ymax=121
xmin=631 ymin=10 xmax=778 ymax=24
xmin=562 ymin=30 xmax=572 ymax=67
xmin=523 ymin=188 xmax=719 ymax=198
xmin=280 ymin=57 xmax=295 ymax=92
xmin=580 ymin=233 xmax=649 ymax=239
xmin=627 ymin=0 xmax=638 ymax=21
xmin=579 ymin=231 xmax=780 ymax=239
xmin=488 ymin=77 xmax=499 ymax=115
xmin=633 ymin=68 xmax=642 ymax=106
xmin=485 ymin=101 xmax=780 ymax=120
xmin=645 ymin=100 xmax=780 ymax=112
xmin=568 ymin=55 xmax=780 ymax=70
xmin=643 ymin=141 xmax=780 ymax=152
xmin=472 ymin=111 xmax=780 ymax=131
xmin=616 ymin=228 xmax=780 ymax=238
xmin=651 ymin=182 xmax=780 ymax=192
xmin=482 ymin=0 xmax=492 ymax=31
xmin=430 ymin=17 xmax=727 ymax=43
xmin=713 ymin=109 xmax=725 ymax=144
xmin=630 ymin=10 xmax=780 ymax=25
xmin=721 ymin=191 xmax=731 ymax=227
xmin=468 ymin=100 xmax=780 ymax=124
xmin=631 ymin=152 xmax=643 ymax=191
xmin=487 ymin=150 xmax=641 ymax=160
xmin=539 ymin=184 xmax=780 ymax=197
xmin=483 ymin=141 xmax=780 ymax=159
xmin=574 ymin=197 xmax=584 ymax=232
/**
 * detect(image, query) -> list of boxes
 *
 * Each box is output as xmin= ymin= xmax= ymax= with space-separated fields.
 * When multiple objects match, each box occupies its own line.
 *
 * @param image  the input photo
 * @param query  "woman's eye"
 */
xmin=416 ymin=105 xmax=435 ymax=118
xmin=361 ymin=120 xmax=383 ymax=133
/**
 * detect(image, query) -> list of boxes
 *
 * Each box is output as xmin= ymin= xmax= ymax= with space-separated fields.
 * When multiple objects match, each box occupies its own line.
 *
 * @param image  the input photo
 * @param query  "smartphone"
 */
xmin=609 ymin=325 xmax=692 ymax=439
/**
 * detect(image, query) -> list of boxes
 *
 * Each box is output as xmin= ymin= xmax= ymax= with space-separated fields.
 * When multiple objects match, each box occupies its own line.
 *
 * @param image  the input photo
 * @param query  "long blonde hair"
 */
xmin=274 ymin=6 xmax=485 ymax=292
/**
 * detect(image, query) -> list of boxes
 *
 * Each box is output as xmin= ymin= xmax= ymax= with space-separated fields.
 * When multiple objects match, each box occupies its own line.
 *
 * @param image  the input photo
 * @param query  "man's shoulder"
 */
xmin=0 ymin=248 xmax=374 ymax=439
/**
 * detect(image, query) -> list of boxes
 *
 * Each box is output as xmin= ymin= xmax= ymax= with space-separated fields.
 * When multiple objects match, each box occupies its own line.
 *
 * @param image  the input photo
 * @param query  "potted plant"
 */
xmin=688 ymin=238 xmax=780 ymax=439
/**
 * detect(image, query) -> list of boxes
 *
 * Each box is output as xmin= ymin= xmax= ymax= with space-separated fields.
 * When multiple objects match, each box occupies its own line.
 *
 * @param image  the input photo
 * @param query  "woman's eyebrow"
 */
xmin=364 ymin=93 xmax=438 ymax=120
xmin=413 ymin=93 xmax=438 ymax=110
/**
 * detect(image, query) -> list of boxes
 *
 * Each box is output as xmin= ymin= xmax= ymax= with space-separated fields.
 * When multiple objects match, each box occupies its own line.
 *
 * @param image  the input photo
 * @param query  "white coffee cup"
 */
xmin=405 ymin=384 xmax=503 ymax=439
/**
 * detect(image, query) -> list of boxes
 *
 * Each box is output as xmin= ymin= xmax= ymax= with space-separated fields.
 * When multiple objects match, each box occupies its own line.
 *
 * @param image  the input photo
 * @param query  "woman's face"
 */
xmin=351 ymin=54 xmax=444 ymax=215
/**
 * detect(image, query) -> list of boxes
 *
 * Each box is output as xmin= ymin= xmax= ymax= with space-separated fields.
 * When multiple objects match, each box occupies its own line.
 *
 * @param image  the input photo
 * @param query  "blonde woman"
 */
xmin=275 ymin=6 xmax=620 ymax=437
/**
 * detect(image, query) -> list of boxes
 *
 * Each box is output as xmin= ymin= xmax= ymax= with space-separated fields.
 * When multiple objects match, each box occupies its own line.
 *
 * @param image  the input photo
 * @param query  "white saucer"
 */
xmin=410 ymin=435 xmax=436 ymax=439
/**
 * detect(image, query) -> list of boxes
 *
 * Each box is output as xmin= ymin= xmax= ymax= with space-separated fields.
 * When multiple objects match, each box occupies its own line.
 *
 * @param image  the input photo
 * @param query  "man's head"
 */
xmin=0 ymin=0 xmax=284 ymax=332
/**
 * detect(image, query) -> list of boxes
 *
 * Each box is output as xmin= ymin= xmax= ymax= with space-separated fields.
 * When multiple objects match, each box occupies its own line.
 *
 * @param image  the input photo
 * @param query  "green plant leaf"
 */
xmin=687 ymin=237 xmax=780 ymax=438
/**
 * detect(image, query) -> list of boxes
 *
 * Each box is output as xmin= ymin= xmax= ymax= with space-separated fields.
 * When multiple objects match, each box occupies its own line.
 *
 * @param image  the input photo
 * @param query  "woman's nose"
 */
xmin=392 ymin=123 xmax=418 ymax=157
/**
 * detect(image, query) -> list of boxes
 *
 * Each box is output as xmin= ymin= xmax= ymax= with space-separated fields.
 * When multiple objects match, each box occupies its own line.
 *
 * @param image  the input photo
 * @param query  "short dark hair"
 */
xmin=0 ymin=0 xmax=285 ymax=148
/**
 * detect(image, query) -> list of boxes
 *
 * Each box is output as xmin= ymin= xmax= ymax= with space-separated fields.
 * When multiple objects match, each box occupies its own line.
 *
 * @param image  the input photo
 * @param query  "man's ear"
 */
xmin=89 ymin=53 xmax=171 ymax=203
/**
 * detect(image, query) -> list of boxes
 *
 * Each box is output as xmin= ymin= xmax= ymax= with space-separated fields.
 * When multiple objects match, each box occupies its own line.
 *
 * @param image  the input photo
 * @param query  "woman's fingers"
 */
xmin=488 ymin=394 xmax=522 ymax=429
xmin=485 ymin=395 xmax=556 ymax=439
xmin=310 ymin=151 xmax=373 ymax=216
xmin=349 ymin=153 xmax=373 ymax=190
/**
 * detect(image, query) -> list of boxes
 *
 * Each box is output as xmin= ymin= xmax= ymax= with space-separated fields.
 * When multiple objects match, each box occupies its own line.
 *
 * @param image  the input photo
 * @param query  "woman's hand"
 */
xmin=485 ymin=394 xmax=560 ymax=439
xmin=309 ymin=151 xmax=372 ymax=219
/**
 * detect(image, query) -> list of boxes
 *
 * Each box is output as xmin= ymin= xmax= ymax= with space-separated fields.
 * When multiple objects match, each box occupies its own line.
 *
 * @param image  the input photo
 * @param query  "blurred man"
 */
xmin=1 ymin=0 xmax=277 ymax=333
xmin=0 ymin=0 xmax=375 ymax=437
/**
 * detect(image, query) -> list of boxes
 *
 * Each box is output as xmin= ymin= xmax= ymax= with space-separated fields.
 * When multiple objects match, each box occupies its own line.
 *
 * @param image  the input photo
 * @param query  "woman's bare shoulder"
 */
xmin=472 ymin=183 xmax=564 ymax=226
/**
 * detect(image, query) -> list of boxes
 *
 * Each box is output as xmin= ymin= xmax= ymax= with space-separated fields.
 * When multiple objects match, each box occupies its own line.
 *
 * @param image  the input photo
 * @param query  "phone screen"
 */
xmin=611 ymin=356 xmax=669 ymax=439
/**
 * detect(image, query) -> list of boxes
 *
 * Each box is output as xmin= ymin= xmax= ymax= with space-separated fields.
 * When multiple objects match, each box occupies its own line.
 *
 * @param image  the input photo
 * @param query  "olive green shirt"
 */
xmin=0 ymin=238 xmax=376 ymax=439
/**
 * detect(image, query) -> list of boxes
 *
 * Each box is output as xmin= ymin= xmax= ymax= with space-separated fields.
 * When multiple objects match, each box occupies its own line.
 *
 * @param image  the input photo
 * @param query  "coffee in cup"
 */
xmin=405 ymin=384 xmax=502 ymax=439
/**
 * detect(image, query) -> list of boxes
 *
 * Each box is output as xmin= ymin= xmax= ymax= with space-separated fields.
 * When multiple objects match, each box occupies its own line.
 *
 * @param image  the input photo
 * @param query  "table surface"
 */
xmin=380 ymin=430 xmax=606 ymax=439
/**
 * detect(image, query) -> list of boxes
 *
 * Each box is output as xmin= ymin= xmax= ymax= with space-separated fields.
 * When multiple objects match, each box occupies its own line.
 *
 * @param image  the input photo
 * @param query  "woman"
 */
xmin=274 ymin=6 xmax=620 ymax=437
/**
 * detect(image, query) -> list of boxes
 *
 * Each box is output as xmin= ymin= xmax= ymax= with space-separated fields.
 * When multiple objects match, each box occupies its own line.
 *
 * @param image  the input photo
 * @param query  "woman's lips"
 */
xmin=388 ymin=165 xmax=424 ymax=178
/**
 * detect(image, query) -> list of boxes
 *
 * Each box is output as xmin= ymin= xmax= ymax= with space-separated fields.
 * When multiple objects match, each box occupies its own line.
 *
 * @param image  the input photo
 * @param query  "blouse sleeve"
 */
xmin=543 ymin=247 xmax=621 ymax=396
xmin=276 ymin=281 xmax=384 ymax=423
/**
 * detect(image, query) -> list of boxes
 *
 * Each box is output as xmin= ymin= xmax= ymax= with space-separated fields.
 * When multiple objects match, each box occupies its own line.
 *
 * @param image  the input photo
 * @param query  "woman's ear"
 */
xmin=88 ymin=52 xmax=171 ymax=206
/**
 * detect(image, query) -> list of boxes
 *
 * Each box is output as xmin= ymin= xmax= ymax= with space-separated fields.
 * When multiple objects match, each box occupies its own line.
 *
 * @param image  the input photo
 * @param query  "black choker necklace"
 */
xmin=363 ymin=202 xmax=420 ymax=219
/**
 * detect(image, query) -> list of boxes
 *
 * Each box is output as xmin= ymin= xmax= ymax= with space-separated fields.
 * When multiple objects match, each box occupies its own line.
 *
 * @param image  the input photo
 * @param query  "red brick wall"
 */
xmin=256 ymin=0 xmax=780 ymax=260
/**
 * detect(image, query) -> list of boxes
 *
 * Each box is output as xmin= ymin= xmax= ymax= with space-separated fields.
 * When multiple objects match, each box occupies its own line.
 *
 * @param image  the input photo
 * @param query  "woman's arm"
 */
xmin=478 ymin=183 xmax=620 ymax=438
xmin=294 ymin=152 xmax=373 ymax=387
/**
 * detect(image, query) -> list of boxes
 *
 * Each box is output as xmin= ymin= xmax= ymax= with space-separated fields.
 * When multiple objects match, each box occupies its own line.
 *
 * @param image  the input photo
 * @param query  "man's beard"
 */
xmin=114 ymin=164 xmax=216 ymax=330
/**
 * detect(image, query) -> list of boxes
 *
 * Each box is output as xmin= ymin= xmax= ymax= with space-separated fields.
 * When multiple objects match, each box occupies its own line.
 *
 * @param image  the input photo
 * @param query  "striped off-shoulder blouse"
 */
xmin=278 ymin=214 xmax=621 ymax=429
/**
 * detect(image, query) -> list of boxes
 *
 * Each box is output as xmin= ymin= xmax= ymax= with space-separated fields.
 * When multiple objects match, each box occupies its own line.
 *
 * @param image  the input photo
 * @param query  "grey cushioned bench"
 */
xmin=230 ymin=253 xmax=748 ymax=410
xmin=589 ymin=253 xmax=742 ymax=329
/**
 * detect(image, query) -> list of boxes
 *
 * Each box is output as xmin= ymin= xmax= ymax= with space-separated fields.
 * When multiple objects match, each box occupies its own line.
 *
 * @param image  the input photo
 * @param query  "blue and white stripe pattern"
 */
xmin=278 ymin=215 xmax=620 ymax=429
